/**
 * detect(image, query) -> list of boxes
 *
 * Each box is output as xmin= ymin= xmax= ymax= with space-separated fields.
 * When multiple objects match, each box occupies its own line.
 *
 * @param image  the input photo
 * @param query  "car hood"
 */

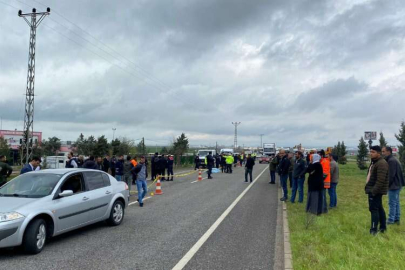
xmin=0 ymin=197 xmax=39 ymax=212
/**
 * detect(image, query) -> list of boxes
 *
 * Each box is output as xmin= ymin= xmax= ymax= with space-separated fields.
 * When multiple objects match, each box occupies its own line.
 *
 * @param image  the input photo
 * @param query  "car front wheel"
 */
xmin=23 ymin=218 xmax=47 ymax=254
xmin=107 ymin=200 xmax=125 ymax=226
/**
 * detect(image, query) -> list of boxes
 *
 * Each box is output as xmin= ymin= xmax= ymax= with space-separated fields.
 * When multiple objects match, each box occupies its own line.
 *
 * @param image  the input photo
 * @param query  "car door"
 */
xmin=83 ymin=171 xmax=113 ymax=221
xmin=51 ymin=173 xmax=91 ymax=233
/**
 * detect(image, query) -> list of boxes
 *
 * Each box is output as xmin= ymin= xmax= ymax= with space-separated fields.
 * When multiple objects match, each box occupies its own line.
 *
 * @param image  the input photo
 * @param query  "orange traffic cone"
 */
xmin=198 ymin=169 xmax=202 ymax=181
xmin=155 ymin=177 xmax=163 ymax=195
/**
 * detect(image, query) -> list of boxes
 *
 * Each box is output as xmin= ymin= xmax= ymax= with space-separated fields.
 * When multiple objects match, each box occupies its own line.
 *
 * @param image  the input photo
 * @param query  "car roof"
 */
xmin=35 ymin=169 xmax=105 ymax=175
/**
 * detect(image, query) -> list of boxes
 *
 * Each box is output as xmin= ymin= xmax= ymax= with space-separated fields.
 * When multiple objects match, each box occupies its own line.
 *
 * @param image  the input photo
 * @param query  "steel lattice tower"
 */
xmin=18 ymin=8 xmax=50 ymax=164
xmin=232 ymin=122 xmax=241 ymax=151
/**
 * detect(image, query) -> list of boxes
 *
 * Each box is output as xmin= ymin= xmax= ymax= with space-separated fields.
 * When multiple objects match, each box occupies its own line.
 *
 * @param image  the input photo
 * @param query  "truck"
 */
xmin=220 ymin=148 xmax=234 ymax=155
xmin=263 ymin=143 xmax=276 ymax=156
xmin=196 ymin=149 xmax=217 ymax=168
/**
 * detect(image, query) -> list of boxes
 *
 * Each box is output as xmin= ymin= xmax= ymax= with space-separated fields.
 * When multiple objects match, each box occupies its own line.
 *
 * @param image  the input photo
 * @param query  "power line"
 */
xmin=10 ymin=0 xmax=190 ymax=105
xmin=29 ymin=0 xmax=181 ymax=95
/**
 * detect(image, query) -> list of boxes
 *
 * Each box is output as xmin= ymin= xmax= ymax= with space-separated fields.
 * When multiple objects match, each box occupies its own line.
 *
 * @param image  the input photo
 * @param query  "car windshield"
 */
xmin=0 ymin=173 xmax=62 ymax=198
xmin=198 ymin=151 xmax=210 ymax=156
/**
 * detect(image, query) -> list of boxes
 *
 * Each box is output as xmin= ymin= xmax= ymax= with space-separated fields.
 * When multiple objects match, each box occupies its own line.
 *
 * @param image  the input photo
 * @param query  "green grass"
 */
xmin=288 ymin=161 xmax=405 ymax=270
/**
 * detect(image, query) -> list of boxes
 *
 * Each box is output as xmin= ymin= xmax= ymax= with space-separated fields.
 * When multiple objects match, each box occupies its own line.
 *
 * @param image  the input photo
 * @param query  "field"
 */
xmin=287 ymin=161 xmax=405 ymax=270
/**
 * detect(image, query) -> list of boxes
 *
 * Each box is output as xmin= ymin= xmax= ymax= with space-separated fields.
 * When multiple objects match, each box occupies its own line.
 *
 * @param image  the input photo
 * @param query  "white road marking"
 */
xmin=172 ymin=166 xmax=268 ymax=270
xmin=128 ymin=196 xmax=152 ymax=206
xmin=190 ymin=177 xmax=207 ymax=183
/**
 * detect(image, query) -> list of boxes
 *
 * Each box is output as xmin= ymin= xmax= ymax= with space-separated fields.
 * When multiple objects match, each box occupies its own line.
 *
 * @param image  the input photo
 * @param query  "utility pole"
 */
xmin=232 ymin=122 xmax=241 ymax=151
xmin=112 ymin=128 xmax=116 ymax=141
xmin=259 ymin=134 xmax=264 ymax=148
xmin=19 ymin=7 xmax=50 ymax=164
xmin=216 ymin=141 xmax=218 ymax=154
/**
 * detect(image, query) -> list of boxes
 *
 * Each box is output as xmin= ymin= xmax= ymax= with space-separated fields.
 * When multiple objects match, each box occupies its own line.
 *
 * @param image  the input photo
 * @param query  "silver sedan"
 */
xmin=0 ymin=169 xmax=129 ymax=254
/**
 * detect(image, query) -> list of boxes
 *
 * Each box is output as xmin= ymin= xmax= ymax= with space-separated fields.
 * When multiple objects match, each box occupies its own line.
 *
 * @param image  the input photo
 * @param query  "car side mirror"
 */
xmin=59 ymin=190 xmax=74 ymax=197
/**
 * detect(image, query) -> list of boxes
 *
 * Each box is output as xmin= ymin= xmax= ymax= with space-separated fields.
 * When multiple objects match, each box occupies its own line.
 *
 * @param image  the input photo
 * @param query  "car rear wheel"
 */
xmin=23 ymin=219 xmax=47 ymax=254
xmin=107 ymin=200 xmax=125 ymax=226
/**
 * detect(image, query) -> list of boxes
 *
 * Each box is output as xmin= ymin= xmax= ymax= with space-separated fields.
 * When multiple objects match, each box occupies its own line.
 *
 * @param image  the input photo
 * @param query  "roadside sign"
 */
xmin=364 ymin=131 xmax=377 ymax=140
xmin=392 ymin=147 xmax=398 ymax=154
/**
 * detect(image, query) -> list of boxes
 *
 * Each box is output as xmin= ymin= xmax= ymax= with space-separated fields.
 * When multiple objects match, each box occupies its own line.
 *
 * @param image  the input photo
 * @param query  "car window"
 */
xmin=102 ymin=173 xmax=111 ymax=186
xmin=0 ymin=173 xmax=62 ymax=198
xmin=84 ymin=171 xmax=106 ymax=190
xmin=60 ymin=174 xmax=85 ymax=194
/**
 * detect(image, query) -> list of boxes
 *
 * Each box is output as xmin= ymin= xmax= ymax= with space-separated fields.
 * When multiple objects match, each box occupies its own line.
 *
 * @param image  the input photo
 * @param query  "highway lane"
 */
xmin=0 ymin=164 xmax=280 ymax=270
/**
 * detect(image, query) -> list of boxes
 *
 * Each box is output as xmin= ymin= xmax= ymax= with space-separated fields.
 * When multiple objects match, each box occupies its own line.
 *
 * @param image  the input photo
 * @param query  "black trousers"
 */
xmin=167 ymin=166 xmax=174 ymax=180
xmin=207 ymin=165 xmax=213 ymax=178
xmin=195 ymin=163 xmax=199 ymax=170
xmin=151 ymin=167 xmax=156 ymax=180
xmin=368 ymin=194 xmax=386 ymax=233
xmin=227 ymin=164 xmax=232 ymax=173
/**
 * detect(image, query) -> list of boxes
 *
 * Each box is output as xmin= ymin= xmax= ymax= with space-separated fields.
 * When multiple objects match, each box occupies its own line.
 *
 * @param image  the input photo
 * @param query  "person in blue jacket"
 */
xmin=20 ymin=156 xmax=42 ymax=174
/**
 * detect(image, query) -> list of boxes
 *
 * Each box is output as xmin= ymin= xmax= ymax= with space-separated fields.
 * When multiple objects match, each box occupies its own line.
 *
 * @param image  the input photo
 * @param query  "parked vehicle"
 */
xmin=0 ymin=169 xmax=129 ymax=254
xmin=263 ymin=143 xmax=276 ymax=156
xmin=259 ymin=156 xmax=270 ymax=164
xmin=196 ymin=149 xmax=217 ymax=168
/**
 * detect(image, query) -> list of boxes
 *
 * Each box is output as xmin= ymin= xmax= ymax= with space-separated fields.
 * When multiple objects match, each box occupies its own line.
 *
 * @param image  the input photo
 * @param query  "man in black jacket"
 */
xmin=194 ymin=155 xmax=200 ymax=170
xmin=383 ymin=146 xmax=405 ymax=225
xmin=206 ymin=152 xmax=214 ymax=179
xmin=278 ymin=150 xmax=290 ymax=201
xmin=290 ymin=151 xmax=306 ymax=203
xmin=244 ymin=154 xmax=255 ymax=183
xmin=365 ymin=146 xmax=389 ymax=235
xmin=159 ymin=155 xmax=167 ymax=181
xmin=102 ymin=155 xmax=110 ymax=173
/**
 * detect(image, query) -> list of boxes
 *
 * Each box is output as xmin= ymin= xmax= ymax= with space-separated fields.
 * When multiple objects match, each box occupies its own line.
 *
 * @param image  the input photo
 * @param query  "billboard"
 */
xmin=0 ymin=130 xmax=42 ymax=150
xmin=364 ymin=131 xmax=377 ymax=140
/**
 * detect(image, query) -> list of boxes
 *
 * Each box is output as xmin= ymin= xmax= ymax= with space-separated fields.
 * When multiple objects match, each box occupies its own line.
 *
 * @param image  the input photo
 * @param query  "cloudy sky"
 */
xmin=1 ymin=0 xmax=404 ymax=148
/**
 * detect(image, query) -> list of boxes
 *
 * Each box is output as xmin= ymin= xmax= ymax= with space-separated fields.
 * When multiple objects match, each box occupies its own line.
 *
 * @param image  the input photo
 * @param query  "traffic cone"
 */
xmin=155 ymin=177 xmax=163 ymax=195
xmin=198 ymin=169 xmax=202 ymax=181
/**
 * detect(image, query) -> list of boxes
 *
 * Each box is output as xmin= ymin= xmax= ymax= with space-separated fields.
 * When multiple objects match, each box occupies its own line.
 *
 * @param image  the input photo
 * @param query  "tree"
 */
xmin=339 ymin=141 xmax=347 ymax=164
xmin=111 ymin=138 xmax=121 ymax=155
xmin=172 ymin=133 xmax=189 ymax=164
xmin=161 ymin=146 xmax=169 ymax=155
xmin=136 ymin=138 xmax=147 ymax=156
xmin=116 ymin=137 xmax=134 ymax=156
xmin=357 ymin=137 xmax=369 ymax=170
xmin=94 ymin=135 xmax=110 ymax=157
xmin=0 ymin=137 xmax=11 ymax=159
xmin=395 ymin=121 xmax=405 ymax=173
xmin=42 ymin=137 xmax=61 ymax=156
xmin=379 ymin=131 xmax=388 ymax=148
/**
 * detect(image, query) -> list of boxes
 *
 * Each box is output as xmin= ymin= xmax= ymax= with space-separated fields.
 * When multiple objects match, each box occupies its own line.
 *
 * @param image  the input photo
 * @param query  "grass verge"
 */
xmin=287 ymin=161 xmax=405 ymax=270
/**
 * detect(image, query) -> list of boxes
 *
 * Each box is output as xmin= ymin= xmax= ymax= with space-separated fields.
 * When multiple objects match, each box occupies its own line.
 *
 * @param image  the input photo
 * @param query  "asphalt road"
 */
xmin=0 ymin=164 xmax=280 ymax=270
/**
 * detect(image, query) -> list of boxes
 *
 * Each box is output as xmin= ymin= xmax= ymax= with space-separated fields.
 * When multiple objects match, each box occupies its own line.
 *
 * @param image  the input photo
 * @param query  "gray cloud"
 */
xmin=1 ymin=0 xmax=405 ymax=147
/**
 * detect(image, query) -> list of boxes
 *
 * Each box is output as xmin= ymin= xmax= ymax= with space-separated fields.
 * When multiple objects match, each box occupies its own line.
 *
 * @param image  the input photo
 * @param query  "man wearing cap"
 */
xmin=206 ymin=152 xmax=214 ymax=179
xmin=0 ymin=155 xmax=13 ymax=187
xmin=20 ymin=156 xmax=42 ymax=174
xmin=365 ymin=146 xmax=389 ymax=235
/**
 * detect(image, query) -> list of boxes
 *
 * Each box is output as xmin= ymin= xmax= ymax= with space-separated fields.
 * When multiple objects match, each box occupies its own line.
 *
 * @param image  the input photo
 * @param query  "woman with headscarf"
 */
xmin=306 ymin=154 xmax=327 ymax=215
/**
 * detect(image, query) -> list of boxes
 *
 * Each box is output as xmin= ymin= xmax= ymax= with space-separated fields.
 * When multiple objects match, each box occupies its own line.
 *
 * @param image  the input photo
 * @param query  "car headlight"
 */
xmin=0 ymin=212 xmax=25 ymax=223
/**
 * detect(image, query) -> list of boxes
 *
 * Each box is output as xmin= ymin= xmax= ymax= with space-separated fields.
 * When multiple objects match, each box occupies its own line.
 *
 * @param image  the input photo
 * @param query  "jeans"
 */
xmin=280 ymin=174 xmax=288 ymax=199
xmin=115 ymin=175 xmax=122 ymax=181
xmin=270 ymin=171 xmax=276 ymax=183
xmin=388 ymin=188 xmax=402 ymax=222
xmin=136 ymin=180 xmax=147 ymax=204
xmin=245 ymin=168 xmax=253 ymax=182
xmin=328 ymin=183 xmax=338 ymax=207
xmin=124 ymin=175 xmax=132 ymax=193
xmin=291 ymin=177 xmax=305 ymax=203
xmin=368 ymin=194 xmax=386 ymax=233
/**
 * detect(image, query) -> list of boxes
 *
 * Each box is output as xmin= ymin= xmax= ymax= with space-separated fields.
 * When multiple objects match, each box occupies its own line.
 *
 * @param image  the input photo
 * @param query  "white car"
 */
xmin=0 ymin=169 xmax=129 ymax=254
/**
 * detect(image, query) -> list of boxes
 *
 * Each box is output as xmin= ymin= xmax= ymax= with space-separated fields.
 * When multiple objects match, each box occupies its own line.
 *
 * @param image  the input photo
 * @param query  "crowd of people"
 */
xmin=2 ymin=145 xmax=403 ymax=230
xmin=268 ymin=145 xmax=404 ymax=235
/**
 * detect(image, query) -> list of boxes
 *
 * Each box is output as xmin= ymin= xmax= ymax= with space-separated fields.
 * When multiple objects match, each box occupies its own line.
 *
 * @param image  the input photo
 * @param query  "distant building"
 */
xmin=0 ymin=129 xmax=42 ymax=150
